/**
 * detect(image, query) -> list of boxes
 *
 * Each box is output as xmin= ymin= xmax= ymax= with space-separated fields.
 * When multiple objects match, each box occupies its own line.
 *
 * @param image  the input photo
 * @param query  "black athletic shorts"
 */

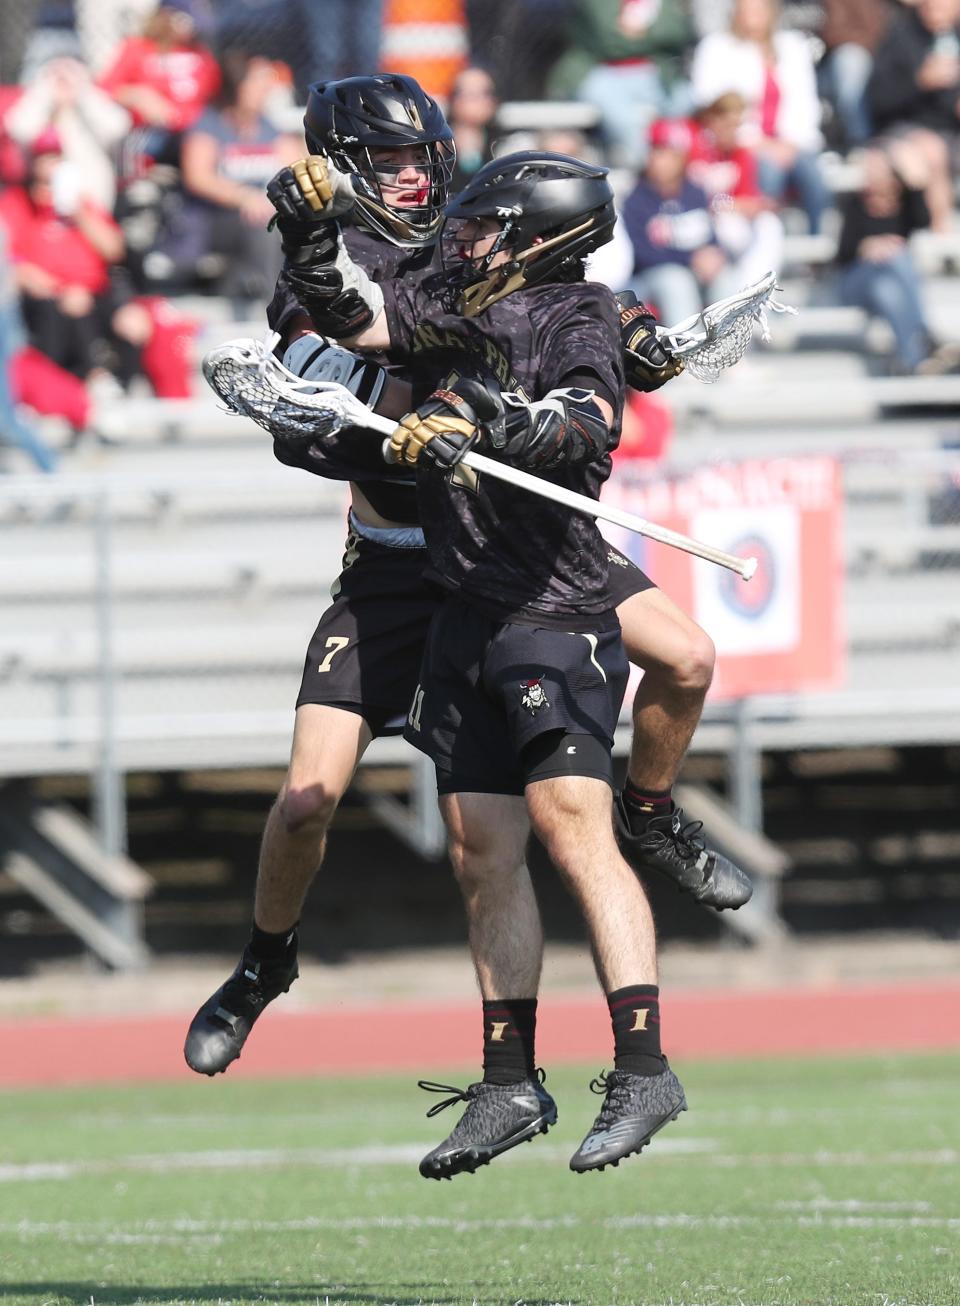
xmin=297 ymin=530 xmax=438 ymax=736
xmin=605 ymin=543 xmax=656 ymax=606
xmin=404 ymin=597 xmax=630 ymax=796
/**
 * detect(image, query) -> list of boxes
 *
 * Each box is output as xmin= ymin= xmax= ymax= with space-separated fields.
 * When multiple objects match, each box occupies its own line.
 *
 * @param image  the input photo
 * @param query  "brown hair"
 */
xmin=142 ymin=6 xmax=200 ymax=49
xmin=697 ymin=91 xmax=748 ymax=121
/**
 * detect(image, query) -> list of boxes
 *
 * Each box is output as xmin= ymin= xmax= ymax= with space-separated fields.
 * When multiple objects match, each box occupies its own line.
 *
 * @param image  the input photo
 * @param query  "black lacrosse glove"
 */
xmin=389 ymin=378 xmax=504 ymax=469
xmin=616 ymin=291 xmax=685 ymax=392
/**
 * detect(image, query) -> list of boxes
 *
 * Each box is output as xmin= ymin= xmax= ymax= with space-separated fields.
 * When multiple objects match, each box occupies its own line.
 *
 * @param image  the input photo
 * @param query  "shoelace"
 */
xmin=417 ymin=1081 xmax=476 ymax=1118
xmin=646 ymin=809 xmax=708 ymax=863
xmin=587 ymin=1070 xmax=629 ymax=1127
xmin=417 ymin=1066 xmax=546 ymax=1117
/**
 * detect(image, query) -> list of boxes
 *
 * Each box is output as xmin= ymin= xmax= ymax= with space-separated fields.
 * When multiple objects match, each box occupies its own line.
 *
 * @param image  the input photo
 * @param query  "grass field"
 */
xmin=1 ymin=1052 xmax=958 ymax=1306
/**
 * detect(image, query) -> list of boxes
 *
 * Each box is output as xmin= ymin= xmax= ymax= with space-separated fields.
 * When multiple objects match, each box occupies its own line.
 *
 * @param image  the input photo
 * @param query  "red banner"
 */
xmin=604 ymin=456 xmax=846 ymax=700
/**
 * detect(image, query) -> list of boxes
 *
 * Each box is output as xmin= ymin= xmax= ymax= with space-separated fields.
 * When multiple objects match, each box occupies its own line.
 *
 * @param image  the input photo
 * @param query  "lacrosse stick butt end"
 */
xmin=382 ymin=437 xmax=398 ymax=464
xmin=740 ymin=556 xmax=758 ymax=581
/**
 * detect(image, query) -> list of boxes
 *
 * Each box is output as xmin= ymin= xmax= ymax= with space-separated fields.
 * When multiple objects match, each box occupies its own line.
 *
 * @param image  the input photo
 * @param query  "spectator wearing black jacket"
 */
xmin=868 ymin=0 xmax=960 ymax=231
xmin=835 ymin=138 xmax=950 ymax=374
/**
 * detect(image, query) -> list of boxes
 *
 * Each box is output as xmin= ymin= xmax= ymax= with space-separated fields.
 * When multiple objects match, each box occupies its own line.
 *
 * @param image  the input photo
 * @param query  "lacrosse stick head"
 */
xmin=202 ymin=338 xmax=382 ymax=442
xmin=659 ymin=271 xmax=795 ymax=383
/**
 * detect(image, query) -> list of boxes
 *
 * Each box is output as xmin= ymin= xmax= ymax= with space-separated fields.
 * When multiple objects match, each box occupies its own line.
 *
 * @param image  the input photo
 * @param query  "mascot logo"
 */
xmin=521 ymin=677 xmax=550 ymax=714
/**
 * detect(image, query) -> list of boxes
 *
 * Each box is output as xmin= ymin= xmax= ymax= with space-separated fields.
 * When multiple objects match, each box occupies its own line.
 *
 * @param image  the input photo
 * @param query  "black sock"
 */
xmin=482 ymin=998 xmax=538 ymax=1085
xmin=622 ymin=782 xmax=672 ymax=831
xmin=249 ymin=921 xmax=298 ymax=961
xmin=608 ymin=984 xmax=666 ymax=1076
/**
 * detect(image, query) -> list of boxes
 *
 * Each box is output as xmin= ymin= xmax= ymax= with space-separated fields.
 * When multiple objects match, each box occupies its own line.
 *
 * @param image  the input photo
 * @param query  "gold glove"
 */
xmin=388 ymin=393 xmax=479 ymax=467
xmin=291 ymin=156 xmax=334 ymax=212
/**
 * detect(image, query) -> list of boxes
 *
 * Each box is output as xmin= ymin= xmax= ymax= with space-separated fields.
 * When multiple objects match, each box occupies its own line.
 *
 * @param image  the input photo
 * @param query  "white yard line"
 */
xmin=3 ymin=1212 xmax=960 ymax=1244
xmin=0 ymin=1136 xmax=716 ymax=1183
xmin=1 ymin=1141 xmax=958 ymax=1186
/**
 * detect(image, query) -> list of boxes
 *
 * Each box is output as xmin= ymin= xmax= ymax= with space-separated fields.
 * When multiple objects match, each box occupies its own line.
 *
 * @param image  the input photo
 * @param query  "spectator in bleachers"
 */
xmin=818 ymin=0 xmax=894 ymax=152
xmin=98 ymin=0 xmax=220 ymax=170
xmin=0 ymin=225 xmax=57 ymax=471
xmin=447 ymin=66 xmax=499 ymax=192
xmin=17 ymin=2 xmax=84 ymax=85
xmin=172 ymin=49 xmax=294 ymax=303
xmin=548 ymin=0 xmax=695 ymax=168
xmin=621 ymin=117 xmax=728 ymax=326
xmin=687 ymin=90 xmax=784 ymax=290
xmin=76 ymin=0 xmax=160 ymax=74
xmin=835 ymin=138 xmax=951 ymax=375
xmin=0 ymin=138 xmax=143 ymax=390
xmin=690 ymin=0 xmax=829 ymax=233
xmin=868 ymin=0 xmax=960 ymax=233
xmin=3 ymin=56 xmax=130 ymax=211
xmin=210 ymin=0 xmax=383 ymax=103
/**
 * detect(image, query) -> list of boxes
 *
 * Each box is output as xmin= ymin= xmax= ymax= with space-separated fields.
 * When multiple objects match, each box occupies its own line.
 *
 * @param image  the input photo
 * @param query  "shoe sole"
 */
xmin=183 ymin=981 xmax=296 ymax=1077
xmin=419 ymin=1106 xmax=558 ymax=1181
xmin=570 ymin=1099 xmax=687 ymax=1174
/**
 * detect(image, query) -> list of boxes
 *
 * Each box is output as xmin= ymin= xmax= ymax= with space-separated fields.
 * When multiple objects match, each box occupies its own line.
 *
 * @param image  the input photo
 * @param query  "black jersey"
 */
xmin=267 ymin=223 xmax=439 ymax=525
xmin=382 ymin=276 xmax=625 ymax=630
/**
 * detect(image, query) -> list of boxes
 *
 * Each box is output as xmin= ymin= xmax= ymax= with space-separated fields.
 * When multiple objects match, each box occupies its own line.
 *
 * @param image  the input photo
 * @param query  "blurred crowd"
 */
xmin=2 ymin=0 xmax=960 ymax=471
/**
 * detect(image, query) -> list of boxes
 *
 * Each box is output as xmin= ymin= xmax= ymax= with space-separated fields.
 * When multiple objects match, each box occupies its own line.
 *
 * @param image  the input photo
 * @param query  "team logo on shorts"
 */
xmin=521 ymin=677 xmax=550 ymax=714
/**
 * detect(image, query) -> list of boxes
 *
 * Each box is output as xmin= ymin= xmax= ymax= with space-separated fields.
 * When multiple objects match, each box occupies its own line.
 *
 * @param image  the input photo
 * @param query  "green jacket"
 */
xmin=549 ymin=0 xmax=694 ymax=97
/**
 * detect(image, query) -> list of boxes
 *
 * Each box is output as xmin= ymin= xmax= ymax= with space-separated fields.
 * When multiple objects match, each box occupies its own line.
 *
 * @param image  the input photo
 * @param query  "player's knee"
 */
xmin=448 ymin=830 xmax=520 ymax=898
xmin=277 ymin=778 xmax=342 ymax=835
xmin=666 ymin=628 xmax=715 ymax=695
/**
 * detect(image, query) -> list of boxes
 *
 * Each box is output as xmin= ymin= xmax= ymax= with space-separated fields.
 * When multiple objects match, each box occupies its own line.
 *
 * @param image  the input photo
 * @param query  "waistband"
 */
xmin=348 ymin=509 xmax=426 ymax=550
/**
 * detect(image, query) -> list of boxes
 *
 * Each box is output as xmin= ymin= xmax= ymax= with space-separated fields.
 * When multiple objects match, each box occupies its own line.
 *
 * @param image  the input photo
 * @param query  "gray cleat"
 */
xmin=614 ymin=799 xmax=753 ymax=910
xmin=418 ymin=1073 xmax=557 ymax=1180
xmin=570 ymin=1063 xmax=687 ymax=1173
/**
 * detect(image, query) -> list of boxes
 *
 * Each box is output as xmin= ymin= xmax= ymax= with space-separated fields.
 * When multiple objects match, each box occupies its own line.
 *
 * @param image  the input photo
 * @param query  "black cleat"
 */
xmin=183 ymin=945 xmax=298 ymax=1076
xmin=614 ymin=798 xmax=753 ymax=910
xmin=417 ymin=1072 xmax=557 ymax=1180
xmin=569 ymin=1063 xmax=687 ymax=1173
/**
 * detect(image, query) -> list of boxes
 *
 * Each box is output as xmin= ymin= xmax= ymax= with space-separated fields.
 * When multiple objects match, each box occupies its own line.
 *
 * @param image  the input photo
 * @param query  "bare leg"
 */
xmin=617 ymin=587 xmax=715 ymax=792
xmin=441 ymin=791 xmax=542 ymax=999
xmin=525 ymin=775 xmax=657 ymax=990
xmin=255 ymin=703 xmax=372 ymax=932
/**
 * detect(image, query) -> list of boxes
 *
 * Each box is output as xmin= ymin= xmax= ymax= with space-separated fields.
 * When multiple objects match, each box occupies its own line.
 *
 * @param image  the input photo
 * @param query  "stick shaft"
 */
xmin=462 ymin=450 xmax=757 ymax=580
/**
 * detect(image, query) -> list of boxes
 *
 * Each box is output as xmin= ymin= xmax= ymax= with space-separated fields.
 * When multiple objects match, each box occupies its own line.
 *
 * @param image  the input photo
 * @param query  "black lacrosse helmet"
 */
xmin=439 ymin=151 xmax=616 ymax=316
xmin=304 ymin=73 xmax=455 ymax=248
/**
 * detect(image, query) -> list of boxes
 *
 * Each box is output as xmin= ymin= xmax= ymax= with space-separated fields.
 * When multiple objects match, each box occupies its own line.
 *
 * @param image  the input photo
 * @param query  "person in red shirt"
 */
xmin=0 ymin=138 xmax=136 ymax=384
xmin=98 ymin=1 xmax=220 ymax=168
xmin=687 ymin=91 xmax=784 ymax=291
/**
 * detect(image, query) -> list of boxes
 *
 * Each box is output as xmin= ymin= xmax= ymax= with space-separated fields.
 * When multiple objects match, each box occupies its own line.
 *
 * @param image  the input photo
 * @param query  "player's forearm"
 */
xmin=495 ymin=389 xmax=615 ymax=470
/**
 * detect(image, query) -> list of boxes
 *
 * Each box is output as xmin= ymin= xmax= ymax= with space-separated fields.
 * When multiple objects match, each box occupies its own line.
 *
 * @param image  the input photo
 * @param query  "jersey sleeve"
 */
xmin=380 ymin=274 xmax=430 ymax=357
xmin=537 ymin=282 xmax=624 ymax=411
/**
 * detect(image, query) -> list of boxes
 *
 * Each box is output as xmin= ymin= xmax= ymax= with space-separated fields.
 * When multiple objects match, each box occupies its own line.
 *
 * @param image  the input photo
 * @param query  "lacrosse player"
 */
xmin=184 ymin=77 xmax=749 ymax=1094
xmin=300 ymin=149 xmax=701 ymax=1176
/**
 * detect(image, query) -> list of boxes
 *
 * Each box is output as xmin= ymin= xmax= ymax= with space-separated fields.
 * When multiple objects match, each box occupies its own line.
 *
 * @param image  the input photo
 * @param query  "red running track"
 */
xmin=2 ymin=981 xmax=959 ymax=1088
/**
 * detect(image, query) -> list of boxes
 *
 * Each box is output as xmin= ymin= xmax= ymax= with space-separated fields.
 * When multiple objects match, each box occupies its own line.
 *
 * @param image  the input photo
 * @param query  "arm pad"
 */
xmin=282 ymin=333 xmax=387 ymax=409
xmin=495 ymin=389 xmax=612 ymax=470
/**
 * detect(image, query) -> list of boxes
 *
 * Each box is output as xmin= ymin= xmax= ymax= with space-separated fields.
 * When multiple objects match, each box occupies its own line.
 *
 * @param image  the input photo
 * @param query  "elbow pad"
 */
xmin=497 ymin=389 xmax=610 ymax=470
xmin=281 ymin=222 xmax=384 ymax=338
xmin=282 ymin=333 xmax=387 ymax=408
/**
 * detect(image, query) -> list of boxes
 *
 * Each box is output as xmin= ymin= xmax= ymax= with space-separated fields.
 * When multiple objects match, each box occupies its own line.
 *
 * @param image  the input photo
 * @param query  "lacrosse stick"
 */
xmin=203 ymin=339 xmax=757 ymax=580
xmin=655 ymin=269 xmax=796 ymax=383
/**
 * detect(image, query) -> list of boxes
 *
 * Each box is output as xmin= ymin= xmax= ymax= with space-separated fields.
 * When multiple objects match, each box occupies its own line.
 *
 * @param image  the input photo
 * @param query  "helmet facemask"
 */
xmin=306 ymin=132 xmax=455 ymax=248
xmin=438 ymin=210 xmax=609 ymax=317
